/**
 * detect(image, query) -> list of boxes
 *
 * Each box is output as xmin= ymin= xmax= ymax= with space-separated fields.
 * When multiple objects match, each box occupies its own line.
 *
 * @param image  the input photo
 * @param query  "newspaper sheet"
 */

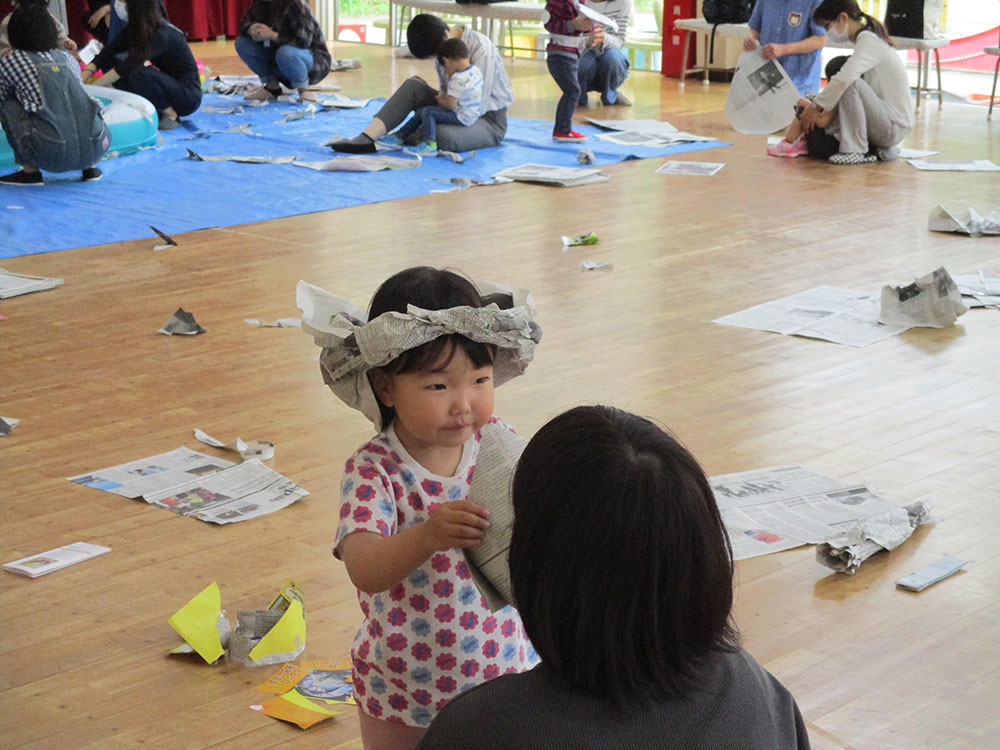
xmin=928 ymin=206 xmax=1000 ymax=237
xmin=293 ymin=155 xmax=421 ymax=172
xmin=907 ymin=159 xmax=1000 ymax=171
xmin=710 ymin=465 xmax=901 ymax=560
xmin=3 ymin=542 xmax=111 ymax=578
xmin=319 ymin=95 xmax=372 ymax=109
xmin=143 ymin=459 xmax=309 ymax=524
xmin=186 ymin=149 xmax=298 ymax=164
xmin=492 ymin=164 xmax=609 ymax=187
xmin=725 ymin=49 xmax=799 ymax=134
xmin=586 ymin=118 xmax=679 ymax=138
xmin=655 ymin=161 xmax=724 ymax=176
xmin=816 ymin=499 xmax=933 ymax=574
xmin=595 ymin=130 xmax=672 ymax=147
xmin=951 ymin=271 xmax=1000 ymax=309
xmin=68 ymin=447 xmax=236 ymax=499
xmin=714 ymin=286 xmax=911 ymax=347
xmin=0 ymin=267 xmax=63 ymax=298
xmin=878 ymin=267 xmax=968 ymax=328
xmin=464 ymin=422 xmax=527 ymax=611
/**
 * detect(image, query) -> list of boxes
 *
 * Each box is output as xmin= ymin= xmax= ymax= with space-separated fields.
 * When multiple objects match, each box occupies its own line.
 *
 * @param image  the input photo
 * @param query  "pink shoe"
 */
xmin=766 ymin=137 xmax=808 ymax=158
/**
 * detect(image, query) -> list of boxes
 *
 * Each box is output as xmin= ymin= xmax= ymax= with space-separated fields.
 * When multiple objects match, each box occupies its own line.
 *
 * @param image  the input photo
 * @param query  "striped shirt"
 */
xmin=0 ymin=49 xmax=64 ymax=113
xmin=436 ymin=29 xmax=513 ymax=113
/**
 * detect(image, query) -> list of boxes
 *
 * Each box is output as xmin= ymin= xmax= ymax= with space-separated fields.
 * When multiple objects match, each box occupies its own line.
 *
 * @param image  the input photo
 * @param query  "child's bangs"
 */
xmin=386 ymin=335 xmax=496 ymax=375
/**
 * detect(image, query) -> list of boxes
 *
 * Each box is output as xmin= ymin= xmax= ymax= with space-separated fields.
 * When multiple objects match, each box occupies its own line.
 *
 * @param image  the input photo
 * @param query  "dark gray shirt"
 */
xmin=417 ymin=649 xmax=811 ymax=750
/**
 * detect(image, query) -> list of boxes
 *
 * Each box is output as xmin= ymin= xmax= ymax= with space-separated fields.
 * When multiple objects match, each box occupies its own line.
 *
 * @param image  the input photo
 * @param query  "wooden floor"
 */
xmin=3 ymin=39 xmax=999 ymax=749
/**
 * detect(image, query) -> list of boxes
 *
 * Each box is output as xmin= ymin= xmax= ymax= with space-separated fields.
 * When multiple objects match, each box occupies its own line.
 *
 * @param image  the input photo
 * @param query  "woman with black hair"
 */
xmin=0 ymin=0 xmax=109 ymax=185
xmin=417 ymin=406 xmax=811 ymax=750
xmin=81 ymin=0 xmax=201 ymax=130
xmin=235 ymin=0 xmax=331 ymax=103
xmin=798 ymin=0 xmax=912 ymax=164
xmin=331 ymin=14 xmax=513 ymax=154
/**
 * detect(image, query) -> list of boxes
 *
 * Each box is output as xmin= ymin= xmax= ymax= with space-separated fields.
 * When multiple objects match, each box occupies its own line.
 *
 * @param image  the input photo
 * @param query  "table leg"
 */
xmin=934 ymin=48 xmax=942 ymax=110
xmin=679 ymin=29 xmax=691 ymax=87
xmin=387 ymin=0 xmax=394 ymax=46
xmin=702 ymin=33 xmax=709 ymax=85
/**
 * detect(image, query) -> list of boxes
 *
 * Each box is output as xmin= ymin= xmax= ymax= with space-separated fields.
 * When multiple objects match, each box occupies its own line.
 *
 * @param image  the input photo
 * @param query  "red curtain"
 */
xmin=61 ymin=0 xmax=253 ymax=43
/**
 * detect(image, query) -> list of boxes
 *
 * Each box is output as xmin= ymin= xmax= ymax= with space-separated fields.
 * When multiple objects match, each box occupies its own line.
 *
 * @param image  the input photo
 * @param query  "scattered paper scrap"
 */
xmin=244 ymin=317 xmax=301 ymax=327
xmin=948 ymin=270 xmax=1000 ymax=310
xmin=878 ymin=267 xmax=968 ymax=328
xmin=149 ymin=224 xmax=178 ymax=250
xmin=194 ymin=428 xmax=275 ymax=461
xmin=576 ymin=2 xmax=618 ymax=30
xmin=280 ymin=104 xmax=318 ymax=122
xmin=726 ymin=49 xmax=798 ymax=134
xmin=928 ymin=206 xmax=1000 ymax=237
xmin=0 ymin=267 xmax=63 ymax=298
xmin=816 ymin=499 xmax=934 ymax=574
xmin=587 ymin=117 xmax=678 ymax=138
xmin=331 ymin=58 xmax=362 ymax=71
xmin=3 ymin=542 xmax=110 ymax=578
xmin=253 ymin=656 xmax=353 ymax=729
xmin=254 ymin=689 xmax=339 ymax=729
xmin=293 ymin=154 xmax=422 ymax=172
xmin=562 ymin=232 xmax=599 ymax=247
xmin=257 ymin=657 xmax=352 ymax=694
xmin=437 ymin=149 xmax=476 ymax=164
xmin=201 ymin=105 xmax=247 ymax=114
xmin=68 ymin=447 xmax=235 ymax=499
xmin=159 ymin=307 xmax=206 ymax=335
xmin=493 ymin=164 xmax=609 ymax=187
xmin=186 ymin=149 xmax=298 ymax=164
xmin=896 ymin=554 xmax=967 ymax=592
xmin=908 ymin=159 xmax=1000 ymax=171
xmin=715 ymin=286 xmax=910 ymax=347
xmin=656 ymin=160 xmax=724 ymax=176
xmin=577 ymin=148 xmax=595 ymax=164
xmin=0 ymin=416 xmax=20 ymax=435
xmin=580 ymin=260 xmax=613 ymax=271
xmin=168 ymin=581 xmax=230 ymax=664
xmin=896 ymin=147 xmax=938 ymax=158
xmin=318 ymin=95 xmax=371 ymax=109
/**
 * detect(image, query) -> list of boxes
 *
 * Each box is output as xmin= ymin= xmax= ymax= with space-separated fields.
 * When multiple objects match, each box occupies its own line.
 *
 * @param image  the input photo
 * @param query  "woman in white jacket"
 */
xmin=798 ymin=0 xmax=913 ymax=164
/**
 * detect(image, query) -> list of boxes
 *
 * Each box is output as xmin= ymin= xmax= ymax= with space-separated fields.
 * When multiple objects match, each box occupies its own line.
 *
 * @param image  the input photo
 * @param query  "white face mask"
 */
xmin=114 ymin=0 xmax=128 ymax=22
xmin=825 ymin=18 xmax=849 ymax=44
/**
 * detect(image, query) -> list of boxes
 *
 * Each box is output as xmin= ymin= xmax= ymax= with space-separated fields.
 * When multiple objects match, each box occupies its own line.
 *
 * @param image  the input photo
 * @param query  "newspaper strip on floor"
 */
xmin=714 ymin=286 xmax=910 ymax=347
xmin=0 ymin=268 xmax=63 ymax=298
xmin=907 ymin=159 xmax=1000 ymax=171
xmin=725 ymin=48 xmax=799 ymax=134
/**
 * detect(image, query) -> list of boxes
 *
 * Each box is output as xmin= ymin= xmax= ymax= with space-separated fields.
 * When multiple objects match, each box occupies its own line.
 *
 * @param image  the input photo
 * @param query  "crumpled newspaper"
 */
xmin=437 ymin=150 xmax=476 ymax=164
xmin=878 ymin=267 xmax=968 ymax=328
xmin=0 ymin=416 xmax=20 ymax=435
xmin=194 ymin=428 xmax=274 ymax=461
xmin=577 ymin=148 xmax=595 ymax=165
xmin=928 ymin=206 xmax=1000 ymax=237
xmin=816 ymin=499 xmax=934 ymax=574
xmin=159 ymin=308 xmax=206 ymax=335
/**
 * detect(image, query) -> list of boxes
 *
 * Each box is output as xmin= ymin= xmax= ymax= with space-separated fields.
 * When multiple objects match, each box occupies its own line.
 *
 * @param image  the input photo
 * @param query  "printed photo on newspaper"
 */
xmin=725 ymin=48 xmax=799 ymax=134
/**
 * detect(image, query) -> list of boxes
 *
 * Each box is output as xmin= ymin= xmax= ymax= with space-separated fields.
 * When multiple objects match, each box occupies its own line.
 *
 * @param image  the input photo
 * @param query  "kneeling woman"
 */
xmin=82 ymin=0 xmax=202 ymax=130
xmin=0 ymin=0 xmax=109 ymax=185
xmin=798 ymin=0 xmax=912 ymax=164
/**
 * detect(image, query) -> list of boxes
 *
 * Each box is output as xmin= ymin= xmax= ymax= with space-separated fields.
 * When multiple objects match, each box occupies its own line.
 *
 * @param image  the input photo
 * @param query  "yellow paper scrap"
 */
xmin=249 ymin=599 xmax=305 ymax=661
xmin=258 ymin=689 xmax=339 ymax=729
xmin=167 ymin=581 xmax=226 ymax=664
xmin=267 ymin=579 xmax=305 ymax=611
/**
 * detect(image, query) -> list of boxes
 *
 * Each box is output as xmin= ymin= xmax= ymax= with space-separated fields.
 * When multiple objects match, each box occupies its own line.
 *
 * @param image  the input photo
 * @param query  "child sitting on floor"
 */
xmin=380 ymin=38 xmax=483 ymax=156
xmin=0 ymin=0 xmax=109 ymax=185
xmin=767 ymin=55 xmax=848 ymax=158
xmin=0 ymin=0 xmax=77 ymax=56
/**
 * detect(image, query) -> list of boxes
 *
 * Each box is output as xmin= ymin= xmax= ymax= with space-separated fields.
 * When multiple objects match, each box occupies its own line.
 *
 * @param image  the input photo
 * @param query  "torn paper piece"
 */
xmin=331 ymin=58 xmax=362 ymax=71
xmin=562 ymin=232 xmax=599 ymax=247
xmin=587 ymin=118 xmax=680 ymax=139
xmin=896 ymin=147 xmax=938 ymax=158
xmin=244 ymin=317 xmax=301 ymax=327
xmin=725 ymin=49 xmax=798 ymax=134
xmin=580 ymin=260 xmax=613 ymax=271
xmin=715 ymin=286 xmax=910 ymax=347
xmin=576 ymin=2 xmax=618 ymax=30
xmin=159 ymin=307 xmax=206 ymax=335
xmin=186 ymin=149 xmax=297 ymax=164
xmin=254 ymin=689 xmax=339 ymax=729
xmin=908 ymin=159 xmax=1000 ymax=171
xmin=656 ymin=161 xmax=724 ymax=176
xmin=577 ymin=148 xmax=595 ymax=164
xmin=142 ymin=459 xmax=308 ymax=524
xmin=292 ymin=154 xmax=421 ymax=172
xmin=0 ymin=416 xmax=20 ymax=435
xmin=437 ymin=149 xmax=476 ymax=163
xmin=200 ymin=105 xmax=247 ymax=114
xmin=258 ymin=658 xmax=349 ymax=693
xmin=878 ymin=267 xmax=968 ymax=328
xmin=437 ymin=177 xmax=496 ymax=189
xmin=280 ymin=104 xmax=318 ymax=122
xmin=492 ymin=164 xmax=609 ymax=187
xmin=896 ymin=554 xmax=967 ymax=592
xmin=318 ymin=95 xmax=371 ymax=109
xmin=194 ymin=428 xmax=275 ymax=461
xmin=3 ymin=542 xmax=110 ymax=578
xmin=816 ymin=499 xmax=934 ymax=574
xmin=0 ymin=267 xmax=63 ymax=298
xmin=927 ymin=206 xmax=1000 ymax=237
xmin=148 ymin=224 xmax=178 ymax=250
xmin=229 ymin=599 xmax=306 ymax=667
xmin=168 ymin=581 xmax=230 ymax=664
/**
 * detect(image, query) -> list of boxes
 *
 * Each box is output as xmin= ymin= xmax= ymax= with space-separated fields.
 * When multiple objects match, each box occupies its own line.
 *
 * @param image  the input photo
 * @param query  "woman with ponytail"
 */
xmin=796 ymin=0 xmax=912 ymax=164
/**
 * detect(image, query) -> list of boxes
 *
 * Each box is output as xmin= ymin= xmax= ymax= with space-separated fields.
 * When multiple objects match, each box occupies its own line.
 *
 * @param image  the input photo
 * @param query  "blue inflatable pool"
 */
xmin=0 ymin=84 xmax=158 ymax=170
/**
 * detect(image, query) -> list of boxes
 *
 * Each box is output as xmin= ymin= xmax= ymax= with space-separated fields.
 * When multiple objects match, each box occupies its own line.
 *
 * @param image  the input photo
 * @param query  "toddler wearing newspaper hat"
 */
xmin=298 ymin=267 xmax=542 ymax=750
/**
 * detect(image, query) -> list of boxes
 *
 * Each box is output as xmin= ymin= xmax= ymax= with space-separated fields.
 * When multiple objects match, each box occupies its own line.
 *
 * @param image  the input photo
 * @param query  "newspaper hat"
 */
xmin=297 ymin=279 xmax=542 ymax=430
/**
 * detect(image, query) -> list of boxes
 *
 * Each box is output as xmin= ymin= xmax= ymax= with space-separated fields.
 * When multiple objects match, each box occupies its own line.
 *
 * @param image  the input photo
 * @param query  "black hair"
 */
xmin=509 ymin=406 xmax=739 ymax=704
xmin=814 ymin=0 xmax=892 ymax=45
xmin=126 ymin=0 xmax=164 ymax=62
xmin=437 ymin=37 xmax=469 ymax=63
xmin=824 ymin=54 xmax=850 ymax=80
xmin=367 ymin=267 xmax=500 ymax=428
xmin=7 ymin=0 xmax=59 ymax=52
xmin=406 ymin=13 xmax=449 ymax=59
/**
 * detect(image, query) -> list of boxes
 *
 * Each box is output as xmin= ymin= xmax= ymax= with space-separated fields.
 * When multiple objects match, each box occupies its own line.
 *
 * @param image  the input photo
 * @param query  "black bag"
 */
xmin=884 ymin=0 xmax=940 ymax=39
xmin=702 ymin=0 xmax=755 ymax=63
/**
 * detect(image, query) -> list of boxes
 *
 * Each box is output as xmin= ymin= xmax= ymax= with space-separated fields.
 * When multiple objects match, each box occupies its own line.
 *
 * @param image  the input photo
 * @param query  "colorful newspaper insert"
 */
xmin=4 ymin=542 xmax=110 ymax=578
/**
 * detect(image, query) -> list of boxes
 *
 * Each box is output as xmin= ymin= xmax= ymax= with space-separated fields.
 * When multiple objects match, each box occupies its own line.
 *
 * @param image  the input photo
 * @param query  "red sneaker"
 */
xmin=553 ymin=129 xmax=587 ymax=142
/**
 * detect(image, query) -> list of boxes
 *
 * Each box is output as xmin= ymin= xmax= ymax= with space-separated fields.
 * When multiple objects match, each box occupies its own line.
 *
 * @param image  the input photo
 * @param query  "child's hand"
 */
xmin=571 ymin=15 xmax=593 ymax=31
xmin=761 ymin=42 xmax=785 ymax=60
xmin=742 ymin=35 xmax=758 ymax=51
xmin=422 ymin=500 xmax=490 ymax=552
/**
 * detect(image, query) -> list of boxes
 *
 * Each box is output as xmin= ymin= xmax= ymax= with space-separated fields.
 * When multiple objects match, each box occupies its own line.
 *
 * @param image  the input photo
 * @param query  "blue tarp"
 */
xmin=0 ymin=93 xmax=728 ymax=259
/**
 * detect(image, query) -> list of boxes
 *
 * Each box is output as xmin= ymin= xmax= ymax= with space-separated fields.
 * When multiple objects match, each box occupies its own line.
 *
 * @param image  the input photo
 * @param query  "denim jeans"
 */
xmin=577 ymin=47 xmax=630 ymax=105
xmin=546 ymin=52 xmax=580 ymax=133
xmin=235 ymin=36 xmax=314 ymax=89
xmin=396 ymin=104 xmax=462 ymax=143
